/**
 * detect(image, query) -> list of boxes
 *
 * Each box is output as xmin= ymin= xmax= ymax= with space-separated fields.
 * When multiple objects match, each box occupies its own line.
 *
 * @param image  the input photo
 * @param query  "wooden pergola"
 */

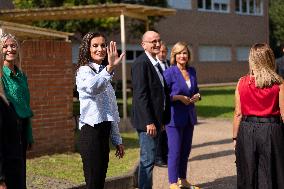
xmin=0 ymin=21 xmax=72 ymax=41
xmin=0 ymin=3 xmax=175 ymax=23
xmin=0 ymin=3 xmax=176 ymax=120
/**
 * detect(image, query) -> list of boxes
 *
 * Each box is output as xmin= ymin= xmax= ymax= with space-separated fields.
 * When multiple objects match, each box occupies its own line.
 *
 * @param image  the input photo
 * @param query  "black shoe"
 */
xmin=155 ymin=160 xmax=167 ymax=167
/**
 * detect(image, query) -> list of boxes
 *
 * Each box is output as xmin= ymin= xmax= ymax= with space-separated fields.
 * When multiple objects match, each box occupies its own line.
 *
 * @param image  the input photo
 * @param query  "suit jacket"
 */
xmin=163 ymin=65 xmax=199 ymax=127
xmin=165 ymin=59 xmax=170 ymax=68
xmin=131 ymin=52 xmax=171 ymax=131
xmin=276 ymin=56 xmax=284 ymax=79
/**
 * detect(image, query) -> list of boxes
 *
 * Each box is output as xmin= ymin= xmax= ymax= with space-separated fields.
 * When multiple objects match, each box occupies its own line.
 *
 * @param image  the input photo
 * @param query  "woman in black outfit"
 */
xmin=0 ymin=33 xmax=27 ymax=189
xmin=0 ymin=90 xmax=26 ymax=189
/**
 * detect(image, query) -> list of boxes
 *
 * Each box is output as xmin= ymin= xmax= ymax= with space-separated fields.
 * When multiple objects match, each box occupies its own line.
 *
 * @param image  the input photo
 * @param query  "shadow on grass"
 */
xmin=200 ymin=88 xmax=235 ymax=96
xmin=196 ymin=106 xmax=234 ymax=117
xmin=189 ymin=150 xmax=234 ymax=162
xmin=109 ymin=135 xmax=139 ymax=150
xmin=192 ymin=139 xmax=232 ymax=149
xmin=198 ymin=175 xmax=237 ymax=189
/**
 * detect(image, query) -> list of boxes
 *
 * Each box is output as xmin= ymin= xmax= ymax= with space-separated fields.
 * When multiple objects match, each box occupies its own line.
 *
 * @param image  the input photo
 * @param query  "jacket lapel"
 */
xmin=144 ymin=53 xmax=164 ymax=88
xmin=188 ymin=68 xmax=195 ymax=95
xmin=173 ymin=66 xmax=191 ymax=96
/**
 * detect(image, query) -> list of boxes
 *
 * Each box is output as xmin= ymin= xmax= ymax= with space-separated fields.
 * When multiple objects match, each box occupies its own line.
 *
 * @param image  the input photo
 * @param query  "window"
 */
xmin=168 ymin=0 xmax=192 ymax=10
xmin=235 ymin=0 xmax=263 ymax=15
xmin=126 ymin=50 xmax=134 ymax=60
xmin=236 ymin=46 xmax=250 ymax=61
xmin=118 ymin=44 xmax=144 ymax=63
xmin=199 ymin=45 xmax=231 ymax=62
xmin=198 ymin=0 xmax=230 ymax=13
xmin=72 ymin=43 xmax=80 ymax=64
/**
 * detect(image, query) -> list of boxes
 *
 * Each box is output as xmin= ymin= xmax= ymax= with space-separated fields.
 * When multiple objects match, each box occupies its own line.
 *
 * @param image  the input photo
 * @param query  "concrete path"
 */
xmin=153 ymin=118 xmax=237 ymax=189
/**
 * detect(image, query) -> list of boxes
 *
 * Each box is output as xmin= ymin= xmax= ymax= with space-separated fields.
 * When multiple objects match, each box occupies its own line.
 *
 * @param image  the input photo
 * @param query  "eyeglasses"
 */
xmin=143 ymin=39 xmax=162 ymax=45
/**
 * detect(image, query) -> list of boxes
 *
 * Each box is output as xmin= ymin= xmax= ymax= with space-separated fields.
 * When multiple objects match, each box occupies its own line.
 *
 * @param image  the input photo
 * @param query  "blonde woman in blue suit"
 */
xmin=163 ymin=42 xmax=201 ymax=189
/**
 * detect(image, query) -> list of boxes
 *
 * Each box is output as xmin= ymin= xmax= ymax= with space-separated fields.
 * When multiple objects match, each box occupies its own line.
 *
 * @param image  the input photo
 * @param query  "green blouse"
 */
xmin=2 ymin=65 xmax=34 ymax=143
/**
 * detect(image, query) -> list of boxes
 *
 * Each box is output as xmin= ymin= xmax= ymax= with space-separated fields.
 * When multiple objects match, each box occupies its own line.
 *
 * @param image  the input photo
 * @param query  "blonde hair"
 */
xmin=170 ymin=42 xmax=191 ymax=66
xmin=0 ymin=33 xmax=21 ymax=104
xmin=249 ymin=43 xmax=282 ymax=88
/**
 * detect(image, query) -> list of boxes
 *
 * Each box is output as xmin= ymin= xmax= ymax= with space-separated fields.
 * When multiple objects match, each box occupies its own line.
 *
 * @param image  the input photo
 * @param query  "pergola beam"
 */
xmin=0 ymin=21 xmax=72 ymax=41
xmin=0 ymin=3 xmax=175 ymax=23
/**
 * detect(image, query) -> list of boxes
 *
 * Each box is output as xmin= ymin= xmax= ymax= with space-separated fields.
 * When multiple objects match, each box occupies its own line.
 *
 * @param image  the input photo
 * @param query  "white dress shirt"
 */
xmin=157 ymin=58 xmax=168 ymax=72
xmin=145 ymin=51 xmax=164 ymax=87
xmin=145 ymin=51 xmax=165 ymax=109
xmin=76 ymin=62 xmax=122 ymax=146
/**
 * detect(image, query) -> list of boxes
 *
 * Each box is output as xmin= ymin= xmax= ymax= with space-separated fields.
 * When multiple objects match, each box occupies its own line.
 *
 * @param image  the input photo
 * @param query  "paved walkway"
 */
xmin=153 ymin=118 xmax=237 ymax=189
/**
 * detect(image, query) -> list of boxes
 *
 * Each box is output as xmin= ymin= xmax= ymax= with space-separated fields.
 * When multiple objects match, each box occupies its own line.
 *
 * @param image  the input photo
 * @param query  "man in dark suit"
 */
xmin=276 ymin=43 xmax=284 ymax=78
xmin=131 ymin=31 xmax=171 ymax=189
xmin=155 ymin=41 xmax=170 ymax=167
xmin=157 ymin=41 xmax=170 ymax=71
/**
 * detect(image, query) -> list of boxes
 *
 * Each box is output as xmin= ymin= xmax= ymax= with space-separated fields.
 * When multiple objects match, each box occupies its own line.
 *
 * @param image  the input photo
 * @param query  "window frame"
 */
xmin=198 ymin=0 xmax=230 ymax=13
xmin=235 ymin=0 xmax=263 ymax=16
xmin=198 ymin=45 xmax=232 ymax=62
xmin=236 ymin=46 xmax=250 ymax=62
xmin=118 ymin=44 xmax=144 ymax=63
xmin=168 ymin=0 xmax=192 ymax=10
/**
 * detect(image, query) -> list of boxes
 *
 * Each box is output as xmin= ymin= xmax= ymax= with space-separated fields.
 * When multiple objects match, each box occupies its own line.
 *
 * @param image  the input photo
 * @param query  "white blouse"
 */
xmin=186 ymin=79 xmax=191 ymax=89
xmin=76 ymin=63 xmax=122 ymax=146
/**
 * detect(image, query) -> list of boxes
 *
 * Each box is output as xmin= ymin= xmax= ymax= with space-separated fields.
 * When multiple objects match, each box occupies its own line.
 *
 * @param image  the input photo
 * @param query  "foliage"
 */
xmin=269 ymin=0 xmax=284 ymax=57
xmin=12 ymin=0 xmax=168 ymax=37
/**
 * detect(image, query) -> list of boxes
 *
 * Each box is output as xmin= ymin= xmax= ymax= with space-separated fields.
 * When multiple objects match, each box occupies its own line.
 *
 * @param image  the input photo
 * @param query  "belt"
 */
xmin=242 ymin=116 xmax=281 ymax=123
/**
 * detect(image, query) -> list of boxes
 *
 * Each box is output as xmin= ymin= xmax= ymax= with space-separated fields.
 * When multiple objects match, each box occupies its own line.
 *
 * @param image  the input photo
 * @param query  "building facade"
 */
xmin=111 ymin=0 xmax=268 ymax=84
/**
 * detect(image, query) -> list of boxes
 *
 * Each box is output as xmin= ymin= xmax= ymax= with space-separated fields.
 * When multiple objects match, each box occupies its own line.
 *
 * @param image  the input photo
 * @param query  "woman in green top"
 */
xmin=0 ymin=33 xmax=33 ymax=189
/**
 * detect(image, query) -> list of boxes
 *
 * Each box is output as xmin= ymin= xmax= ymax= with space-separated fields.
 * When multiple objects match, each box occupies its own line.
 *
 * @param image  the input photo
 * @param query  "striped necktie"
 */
xmin=156 ymin=63 xmax=164 ymax=74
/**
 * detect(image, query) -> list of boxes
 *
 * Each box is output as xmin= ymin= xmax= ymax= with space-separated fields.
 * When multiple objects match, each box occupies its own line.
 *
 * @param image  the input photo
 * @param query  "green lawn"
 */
xmin=196 ymin=85 xmax=236 ymax=118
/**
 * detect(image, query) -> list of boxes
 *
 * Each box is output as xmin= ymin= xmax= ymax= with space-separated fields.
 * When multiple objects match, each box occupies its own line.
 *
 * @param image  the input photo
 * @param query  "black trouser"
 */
xmin=236 ymin=117 xmax=284 ymax=189
xmin=4 ymin=118 xmax=28 ymax=189
xmin=78 ymin=122 xmax=111 ymax=189
xmin=155 ymin=129 xmax=168 ymax=163
xmin=4 ymin=158 xmax=26 ymax=189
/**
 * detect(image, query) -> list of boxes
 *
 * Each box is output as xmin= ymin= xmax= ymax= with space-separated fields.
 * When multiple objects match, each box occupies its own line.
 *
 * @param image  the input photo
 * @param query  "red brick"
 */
xmin=22 ymin=40 xmax=75 ymax=158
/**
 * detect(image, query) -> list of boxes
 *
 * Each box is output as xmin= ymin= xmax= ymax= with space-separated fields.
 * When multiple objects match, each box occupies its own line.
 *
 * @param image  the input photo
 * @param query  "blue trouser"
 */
xmin=166 ymin=125 xmax=194 ymax=183
xmin=138 ymin=131 xmax=157 ymax=189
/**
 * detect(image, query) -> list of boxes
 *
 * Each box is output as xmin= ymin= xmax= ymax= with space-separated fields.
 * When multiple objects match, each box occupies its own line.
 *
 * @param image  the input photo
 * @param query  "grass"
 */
xmin=27 ymin=132 xmax=139 ymax=184
xmin=196 ymin=85 xmax=236 ymax=118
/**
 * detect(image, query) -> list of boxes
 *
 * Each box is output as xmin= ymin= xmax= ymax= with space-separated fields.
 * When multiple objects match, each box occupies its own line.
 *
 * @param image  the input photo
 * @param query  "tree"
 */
xmin=12 ymin=0 xmax=168 ymax=38
xmin=269 ymin=0 xmax=284 ymax=57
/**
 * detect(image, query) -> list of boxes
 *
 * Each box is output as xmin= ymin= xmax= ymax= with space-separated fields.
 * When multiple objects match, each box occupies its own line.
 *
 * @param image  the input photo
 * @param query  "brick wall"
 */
xmin=21 ymin=40 xmax=75 ymax=157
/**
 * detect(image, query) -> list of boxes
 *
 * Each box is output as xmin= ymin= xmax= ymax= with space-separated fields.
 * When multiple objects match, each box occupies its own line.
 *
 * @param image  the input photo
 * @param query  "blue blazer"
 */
xmin=163 ymin=65 xmax=199 ymax=127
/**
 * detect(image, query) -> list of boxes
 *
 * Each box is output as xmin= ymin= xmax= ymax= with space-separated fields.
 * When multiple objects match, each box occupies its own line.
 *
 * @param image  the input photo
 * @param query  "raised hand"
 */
xmin=106 ymin=41 xmax=125 ymax=73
